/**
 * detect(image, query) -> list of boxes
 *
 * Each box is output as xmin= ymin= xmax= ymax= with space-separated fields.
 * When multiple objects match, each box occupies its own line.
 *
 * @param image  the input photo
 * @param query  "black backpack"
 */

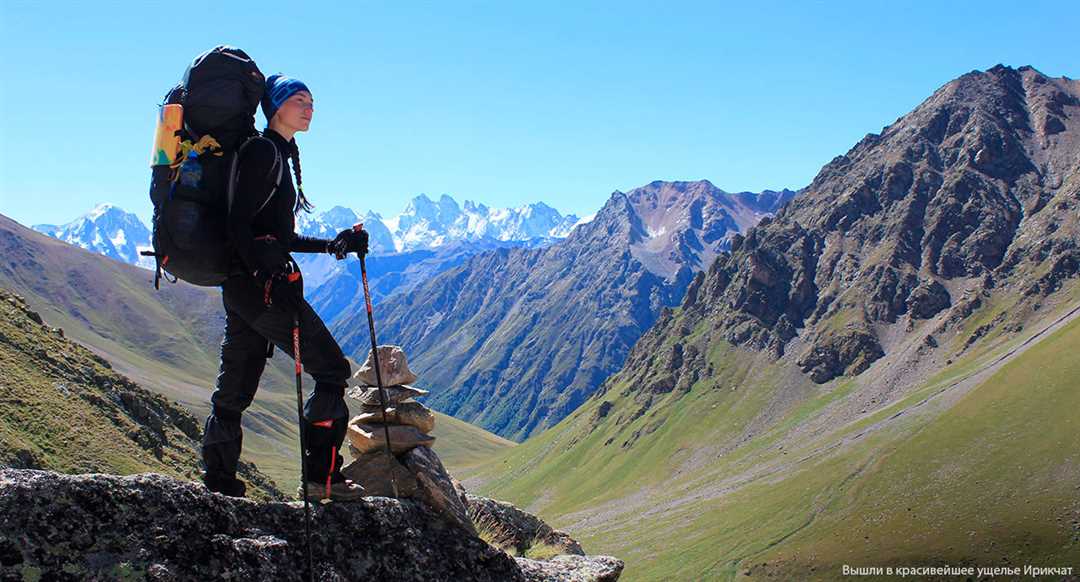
xmin=144 ymin=46 xmax=283 ymax=288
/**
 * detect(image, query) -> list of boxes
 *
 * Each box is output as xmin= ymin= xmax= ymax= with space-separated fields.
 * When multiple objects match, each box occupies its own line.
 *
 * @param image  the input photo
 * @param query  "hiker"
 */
xmin=201 ymin=74 xmax=369 ymax=500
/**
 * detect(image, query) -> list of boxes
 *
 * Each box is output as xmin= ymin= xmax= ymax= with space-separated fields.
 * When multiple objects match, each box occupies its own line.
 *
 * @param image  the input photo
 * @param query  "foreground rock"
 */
xmin=516 ymin=555 xmax=625 ymax=582
xmin=465 ymin=493 xmax=584 ymax=556
xmin=0 ymin=469 xmax=621 ymax=581
xmin=401 ymin=445 xmax=476 ymax=535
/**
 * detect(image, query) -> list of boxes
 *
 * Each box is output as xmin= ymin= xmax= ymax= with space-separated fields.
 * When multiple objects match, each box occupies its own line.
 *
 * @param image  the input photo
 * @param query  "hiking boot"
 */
xmin=203 ymin=473 xmax=247 ymax=498
xmin=297 ymin=479 xmax=365 ymax=502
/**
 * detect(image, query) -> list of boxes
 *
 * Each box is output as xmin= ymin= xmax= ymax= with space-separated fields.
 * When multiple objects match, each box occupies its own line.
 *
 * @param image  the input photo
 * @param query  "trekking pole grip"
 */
xmin=352 ymin=222 xmax=367 ymax=259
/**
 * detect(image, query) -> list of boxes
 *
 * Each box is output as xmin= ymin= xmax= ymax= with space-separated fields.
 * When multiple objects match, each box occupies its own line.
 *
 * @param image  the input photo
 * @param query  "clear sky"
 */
xmin=1 ymin=1 xmax=1078 ymax=227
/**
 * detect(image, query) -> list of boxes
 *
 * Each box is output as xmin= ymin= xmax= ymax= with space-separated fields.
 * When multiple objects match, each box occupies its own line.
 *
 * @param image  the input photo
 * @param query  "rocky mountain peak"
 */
xmin=321 ymin=205 xmax=359 ymax=225
xmin=437 ymin=193 xmax=461 ymax=214
xmin=32 ymin=204 xmax=153 ymax=269
xmin=463 ymin=199 xmax=490 ymax=214
xmin=581 ymin=180 xmax=797 ymax=280
xmin=86 ymin=202 xmax=121 ymax=219
xmin=402 ymin=193 xmax=460 ymax=222
xmin=631 ymin=65 xmax=1080 ymax=386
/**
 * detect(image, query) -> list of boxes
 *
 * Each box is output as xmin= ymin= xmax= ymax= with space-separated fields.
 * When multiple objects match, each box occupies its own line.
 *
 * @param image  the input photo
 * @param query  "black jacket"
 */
xmin=228 ymin=128 xmax=328 ymax=275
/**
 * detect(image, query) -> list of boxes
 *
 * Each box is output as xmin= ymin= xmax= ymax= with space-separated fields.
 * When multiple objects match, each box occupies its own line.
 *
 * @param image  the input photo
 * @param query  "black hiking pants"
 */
xmin=202 ymin=274 xmax=350 ymax=488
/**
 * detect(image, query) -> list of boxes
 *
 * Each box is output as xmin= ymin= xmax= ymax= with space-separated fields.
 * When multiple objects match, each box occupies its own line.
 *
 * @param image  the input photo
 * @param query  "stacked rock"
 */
xmin=341 ymin=345 xmax=475 ymax=533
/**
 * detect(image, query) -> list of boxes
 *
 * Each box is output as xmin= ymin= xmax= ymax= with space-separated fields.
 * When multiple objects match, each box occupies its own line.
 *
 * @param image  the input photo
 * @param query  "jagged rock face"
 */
xmin=350 ymin=181 xmax=791 ymax=439
xmin=634 ymin=65 xmax=1080 ymax=385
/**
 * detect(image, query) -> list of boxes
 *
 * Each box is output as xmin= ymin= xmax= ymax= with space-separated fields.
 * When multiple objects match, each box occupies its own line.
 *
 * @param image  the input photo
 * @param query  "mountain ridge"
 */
xmin=354 ymin=181 xmax=794 ymax=439
xmin=32 ymin=194 xmax=583 ymax=270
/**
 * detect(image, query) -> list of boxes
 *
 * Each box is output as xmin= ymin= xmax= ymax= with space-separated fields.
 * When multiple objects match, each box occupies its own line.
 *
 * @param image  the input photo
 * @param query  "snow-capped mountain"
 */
xmin=32 ymin=195 xmax=582 ymax=272
xmin=384 ymin=194 xmax=580 ymax=251
xmin=33 ymin=204 xmax=154 ymax=270
xmin=295 ymin=206 xmax=396 ymax=254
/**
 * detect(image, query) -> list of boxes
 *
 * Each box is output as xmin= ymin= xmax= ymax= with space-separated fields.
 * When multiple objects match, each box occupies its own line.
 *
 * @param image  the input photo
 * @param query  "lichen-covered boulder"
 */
xmin=0 ymin=469 xmax=521 ymax=581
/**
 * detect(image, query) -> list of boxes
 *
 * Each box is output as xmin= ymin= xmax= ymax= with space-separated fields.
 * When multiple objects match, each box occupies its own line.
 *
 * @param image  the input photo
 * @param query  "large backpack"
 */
xmin=144 ymin=46 xmax=283 ymax=288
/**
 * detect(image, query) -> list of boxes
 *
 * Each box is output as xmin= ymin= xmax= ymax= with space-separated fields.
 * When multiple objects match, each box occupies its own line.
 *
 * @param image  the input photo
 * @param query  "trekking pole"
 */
xmin=291 ymin=307 xmax=315 ymax=582
xmin=354 ymin=223 xmax=399 ymax=499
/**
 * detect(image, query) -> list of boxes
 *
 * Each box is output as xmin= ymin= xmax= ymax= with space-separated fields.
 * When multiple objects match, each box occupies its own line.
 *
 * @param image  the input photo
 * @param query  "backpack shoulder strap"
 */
xmin=228 ymin=135 xmax=284 ymax=215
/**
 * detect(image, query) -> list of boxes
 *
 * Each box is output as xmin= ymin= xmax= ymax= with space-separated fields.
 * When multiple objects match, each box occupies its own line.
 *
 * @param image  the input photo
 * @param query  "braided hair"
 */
xmin=289 ymin=144 xmax=315 ymax=215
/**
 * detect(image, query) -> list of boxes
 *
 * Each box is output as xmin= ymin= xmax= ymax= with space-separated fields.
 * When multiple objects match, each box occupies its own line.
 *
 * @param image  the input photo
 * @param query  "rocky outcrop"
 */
xmin=906 ymin=279 xmax=951 ymax=319
xmin=0 ymin=469 xmax=517 ymax=581
xmin=0 ymin=469 xmax=622 ymax=581
xmin=516 ymin=555 xmax=625 ymax=582
xmin=464 ymin=493 xmax=585 ymax=556
xmin=797 ymin=326 xmax=886 ymax=383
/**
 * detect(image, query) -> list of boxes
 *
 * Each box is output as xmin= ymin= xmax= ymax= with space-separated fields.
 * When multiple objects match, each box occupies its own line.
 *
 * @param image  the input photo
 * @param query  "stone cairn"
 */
xmin=342 ymin=345 xmax=476 ymax=534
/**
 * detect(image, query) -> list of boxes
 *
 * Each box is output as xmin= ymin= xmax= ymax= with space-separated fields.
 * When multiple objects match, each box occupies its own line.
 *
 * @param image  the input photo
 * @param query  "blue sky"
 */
xmin=1 ymin=1 xmax=1078 ymax=227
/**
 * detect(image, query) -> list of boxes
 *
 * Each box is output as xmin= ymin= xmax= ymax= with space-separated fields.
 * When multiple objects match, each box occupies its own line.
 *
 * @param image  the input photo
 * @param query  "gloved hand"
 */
xmin=255 ymin=263 xmax=303 ymax=313
xmin=329 ymin=226 xmax=369 ymax=259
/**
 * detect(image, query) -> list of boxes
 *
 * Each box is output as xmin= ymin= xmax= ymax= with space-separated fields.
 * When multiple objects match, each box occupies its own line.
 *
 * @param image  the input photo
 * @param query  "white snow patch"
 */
xmin=572 ymin=214 xmax=596 ymax=228
xmin=110 ymin=229 xmax=127 ymax=248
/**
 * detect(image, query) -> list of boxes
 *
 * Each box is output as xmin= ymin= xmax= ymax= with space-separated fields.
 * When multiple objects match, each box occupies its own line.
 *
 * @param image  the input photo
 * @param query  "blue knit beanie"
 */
xmin=262 ymin=74 xmax=311 ymax=123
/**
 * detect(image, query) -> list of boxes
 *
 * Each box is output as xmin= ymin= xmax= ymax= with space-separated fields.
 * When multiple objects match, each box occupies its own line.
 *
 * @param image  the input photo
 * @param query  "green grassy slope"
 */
xmin=0 ymin=288 xmax=280 ymax=498
xmin=430 ymin=411 xmax=516 ymax=475
xmin=468 ymin=293 xmax=1080 ymax=580
xmin=0 ymin=214 xmax=512 ymax=485
xmin=0 ymin=213 xmax=305 ymax=485
xmin=750 ymin=312 xmax=1080 ymax=579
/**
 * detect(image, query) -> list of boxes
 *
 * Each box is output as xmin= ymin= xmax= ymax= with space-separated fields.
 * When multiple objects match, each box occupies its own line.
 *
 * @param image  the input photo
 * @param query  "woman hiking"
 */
xmin=201 ymin=74 xmax=368 ymax=501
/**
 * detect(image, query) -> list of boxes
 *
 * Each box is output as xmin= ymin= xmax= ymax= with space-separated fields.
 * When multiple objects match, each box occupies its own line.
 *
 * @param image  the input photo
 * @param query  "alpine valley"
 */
xmin=463 ymin=65 xmax=1080 ymax=579
xmin=7 ymin=62 xmax=1080 ymax=581
xmin=346 ymin=183 xmax=796 ymax=439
